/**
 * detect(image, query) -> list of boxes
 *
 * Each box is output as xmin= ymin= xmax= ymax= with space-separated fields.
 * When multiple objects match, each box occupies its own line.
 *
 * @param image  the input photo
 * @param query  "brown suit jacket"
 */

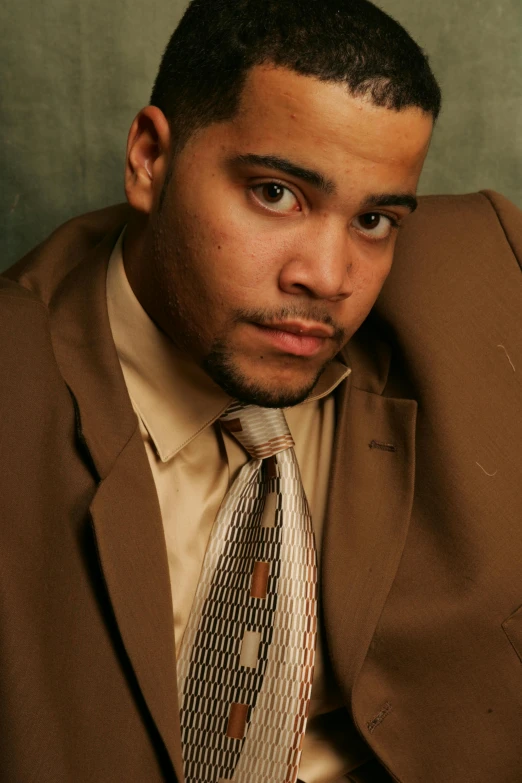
xmin=0 ymin=191 xmax=520 ymax=782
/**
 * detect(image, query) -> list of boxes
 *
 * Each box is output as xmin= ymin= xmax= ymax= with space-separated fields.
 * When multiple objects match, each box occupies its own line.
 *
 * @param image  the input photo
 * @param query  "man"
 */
xmin=1 ymin=0 xmax=520 ymax=781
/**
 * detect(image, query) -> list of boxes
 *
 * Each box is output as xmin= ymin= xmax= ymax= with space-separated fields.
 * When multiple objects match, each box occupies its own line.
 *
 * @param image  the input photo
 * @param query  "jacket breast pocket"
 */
xmin=502 ymin=604 xmax=522 ymax=662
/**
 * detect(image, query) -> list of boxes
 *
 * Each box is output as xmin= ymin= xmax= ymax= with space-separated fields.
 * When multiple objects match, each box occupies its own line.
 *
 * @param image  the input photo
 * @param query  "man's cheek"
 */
xmin=349 ymin=276 xmax=371 ymax=305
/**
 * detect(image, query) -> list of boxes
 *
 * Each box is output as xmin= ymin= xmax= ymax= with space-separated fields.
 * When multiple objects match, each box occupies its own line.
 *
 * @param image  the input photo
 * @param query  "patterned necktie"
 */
xmin=177 ymin=401 xmax=318 ymax=783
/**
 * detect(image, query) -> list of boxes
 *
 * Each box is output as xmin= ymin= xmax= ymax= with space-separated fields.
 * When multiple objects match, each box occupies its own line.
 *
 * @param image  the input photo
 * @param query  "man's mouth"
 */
xmin=250 ymin=320 xmax=333 ymax=358
xmin=260 ymin=320 xmax=335 ymax=339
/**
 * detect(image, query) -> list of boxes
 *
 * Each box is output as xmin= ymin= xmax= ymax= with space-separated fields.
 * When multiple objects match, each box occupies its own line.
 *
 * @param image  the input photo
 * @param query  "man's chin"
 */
xmin=231 ymin=382 xmax=317 ymax=409
xmin=202 ymin=349 xmax=323 ymax=408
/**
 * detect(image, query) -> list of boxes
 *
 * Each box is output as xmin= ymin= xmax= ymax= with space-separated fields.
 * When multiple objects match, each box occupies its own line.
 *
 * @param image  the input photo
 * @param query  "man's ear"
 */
xmin=125 ymin=106 xmax=171 ymax=214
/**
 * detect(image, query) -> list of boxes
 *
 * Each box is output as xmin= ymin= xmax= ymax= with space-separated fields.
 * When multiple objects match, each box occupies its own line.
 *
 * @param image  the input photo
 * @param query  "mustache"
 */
xmin=233 ymin=306 xmax=346 ymax=342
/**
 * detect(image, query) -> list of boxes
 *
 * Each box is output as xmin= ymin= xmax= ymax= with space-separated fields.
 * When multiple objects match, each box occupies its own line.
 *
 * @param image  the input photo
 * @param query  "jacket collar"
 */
xmin=48 ymin=215 xmax=138 ymax=479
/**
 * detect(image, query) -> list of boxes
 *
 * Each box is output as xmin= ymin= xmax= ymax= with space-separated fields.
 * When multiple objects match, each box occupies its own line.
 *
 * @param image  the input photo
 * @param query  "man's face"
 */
xmin=138 ymin=65 xmax=433 ymax=407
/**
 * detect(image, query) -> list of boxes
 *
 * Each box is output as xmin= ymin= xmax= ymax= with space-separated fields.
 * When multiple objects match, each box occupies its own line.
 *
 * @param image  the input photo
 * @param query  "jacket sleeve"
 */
xmin=480 ymin=190 xmax=522 ymax=273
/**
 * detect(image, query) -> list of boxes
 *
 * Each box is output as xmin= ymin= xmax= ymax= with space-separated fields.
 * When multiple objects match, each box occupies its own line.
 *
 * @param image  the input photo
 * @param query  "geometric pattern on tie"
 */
xmin=177 ymin=402 xmax=317 ymax=783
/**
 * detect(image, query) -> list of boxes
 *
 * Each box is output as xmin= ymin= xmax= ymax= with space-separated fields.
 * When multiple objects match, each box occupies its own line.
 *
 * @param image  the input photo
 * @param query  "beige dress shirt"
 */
xmin=107 ymin=232 xmax=363 ymax=782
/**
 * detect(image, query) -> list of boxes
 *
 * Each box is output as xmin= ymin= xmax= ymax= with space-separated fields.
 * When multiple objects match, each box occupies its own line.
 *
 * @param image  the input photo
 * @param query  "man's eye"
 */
xmin=353 ymin=213 xmax=397 ymax=240
xmin=251 ymin=182 xmax=301 ymax=213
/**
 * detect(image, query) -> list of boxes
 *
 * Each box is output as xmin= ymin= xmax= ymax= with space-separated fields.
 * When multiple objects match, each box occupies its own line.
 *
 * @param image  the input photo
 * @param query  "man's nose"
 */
xmin=278 ymin=226 xmax=354 ymax=302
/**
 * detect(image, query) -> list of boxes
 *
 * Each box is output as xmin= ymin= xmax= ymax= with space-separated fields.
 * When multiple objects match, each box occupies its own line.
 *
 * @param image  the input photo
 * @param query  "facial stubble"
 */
xmin=202 ymin=337 xmax=330 ymax=408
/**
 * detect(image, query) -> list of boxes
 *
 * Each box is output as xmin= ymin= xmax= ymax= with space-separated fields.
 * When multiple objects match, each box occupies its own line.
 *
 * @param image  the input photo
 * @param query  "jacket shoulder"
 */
xmin=376 ymin=190 xmax=521 ymax=412
xmin=387 ymin=191 xmax=522 ymax=304
xmin=0 ymin=276 xmax=50 ymax=345
xmin=397 ymin=190 xmax=522 ymax=270
xmin=0 ymin=276 xmax=76 ymax=474
xmin=0 ymin=276 xmax=56 ymax=385
xmin=3 ymin=203 xmax=130 ymax=305
xmin=480 ymin=190 xmax=522 ymax=271
xmin=0 ymin=275 xmax=46 ymax=304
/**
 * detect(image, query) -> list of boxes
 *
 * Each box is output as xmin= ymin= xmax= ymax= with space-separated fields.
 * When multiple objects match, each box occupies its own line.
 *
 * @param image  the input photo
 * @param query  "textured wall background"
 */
xmin=1 ymin=0 xmax=521 ymax=269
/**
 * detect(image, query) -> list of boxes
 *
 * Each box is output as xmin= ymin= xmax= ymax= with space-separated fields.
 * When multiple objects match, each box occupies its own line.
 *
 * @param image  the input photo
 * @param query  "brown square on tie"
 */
xmin=226 ymin=703 xmax=249 ymax=739
xmin=222 ymin=418 xmax=243 ymax=432
xmin=264 ymin=455 xmax=278 ymax=479
xmin=250 ymin=561 xmax=270 ymax=599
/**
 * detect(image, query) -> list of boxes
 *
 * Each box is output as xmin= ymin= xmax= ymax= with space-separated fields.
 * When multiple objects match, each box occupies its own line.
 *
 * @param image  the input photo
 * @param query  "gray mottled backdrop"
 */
xmin=1 ymin=0 xmax=521 ymax=270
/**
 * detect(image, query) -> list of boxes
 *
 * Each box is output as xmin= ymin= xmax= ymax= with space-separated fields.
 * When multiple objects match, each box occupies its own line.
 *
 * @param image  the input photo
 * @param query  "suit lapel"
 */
xmin=48 ymin=224 xmax=184 ymax=781
xmin=322 ymin=329 xmax=417 ymax=706
xmin=89 ymin=428 xmax=183 ymax=780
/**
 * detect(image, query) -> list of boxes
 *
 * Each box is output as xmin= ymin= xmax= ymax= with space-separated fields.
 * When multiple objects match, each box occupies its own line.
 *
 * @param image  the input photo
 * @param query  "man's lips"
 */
xmin=250 ymin=320 xmax=334 ymax=357
xmin=258 ymin=320 xmax=335 ymax=339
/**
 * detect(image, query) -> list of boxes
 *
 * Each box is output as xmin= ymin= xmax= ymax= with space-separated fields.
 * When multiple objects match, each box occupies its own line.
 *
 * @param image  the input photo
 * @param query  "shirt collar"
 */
xmin=107 ymin=230 xmax=351 ymax=462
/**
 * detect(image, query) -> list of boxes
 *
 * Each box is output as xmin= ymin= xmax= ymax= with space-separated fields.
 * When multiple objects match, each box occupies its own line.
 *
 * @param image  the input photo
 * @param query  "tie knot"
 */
xmin=220 ymin=402 xmax=294 ymax=459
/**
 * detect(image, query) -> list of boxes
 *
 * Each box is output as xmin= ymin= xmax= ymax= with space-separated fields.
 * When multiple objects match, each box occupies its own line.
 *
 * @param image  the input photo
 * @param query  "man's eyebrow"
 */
xmin=362 ymin=193 xmax=418 ymax=213
xmin=229 ymin=155 xmax=418 ymax=212
xmin=229 ymin=154 xmax=336 ymax=195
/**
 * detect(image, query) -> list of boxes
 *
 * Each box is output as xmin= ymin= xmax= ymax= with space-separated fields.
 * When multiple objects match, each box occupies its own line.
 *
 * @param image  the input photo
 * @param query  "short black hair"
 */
xmin=150 ymin=0 xmax=441 ymax=155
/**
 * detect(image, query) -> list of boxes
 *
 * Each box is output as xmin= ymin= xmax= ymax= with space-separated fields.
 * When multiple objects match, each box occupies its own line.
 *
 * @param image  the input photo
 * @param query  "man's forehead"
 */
xmin=231 ymin=65 xmax=433 ymax=170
